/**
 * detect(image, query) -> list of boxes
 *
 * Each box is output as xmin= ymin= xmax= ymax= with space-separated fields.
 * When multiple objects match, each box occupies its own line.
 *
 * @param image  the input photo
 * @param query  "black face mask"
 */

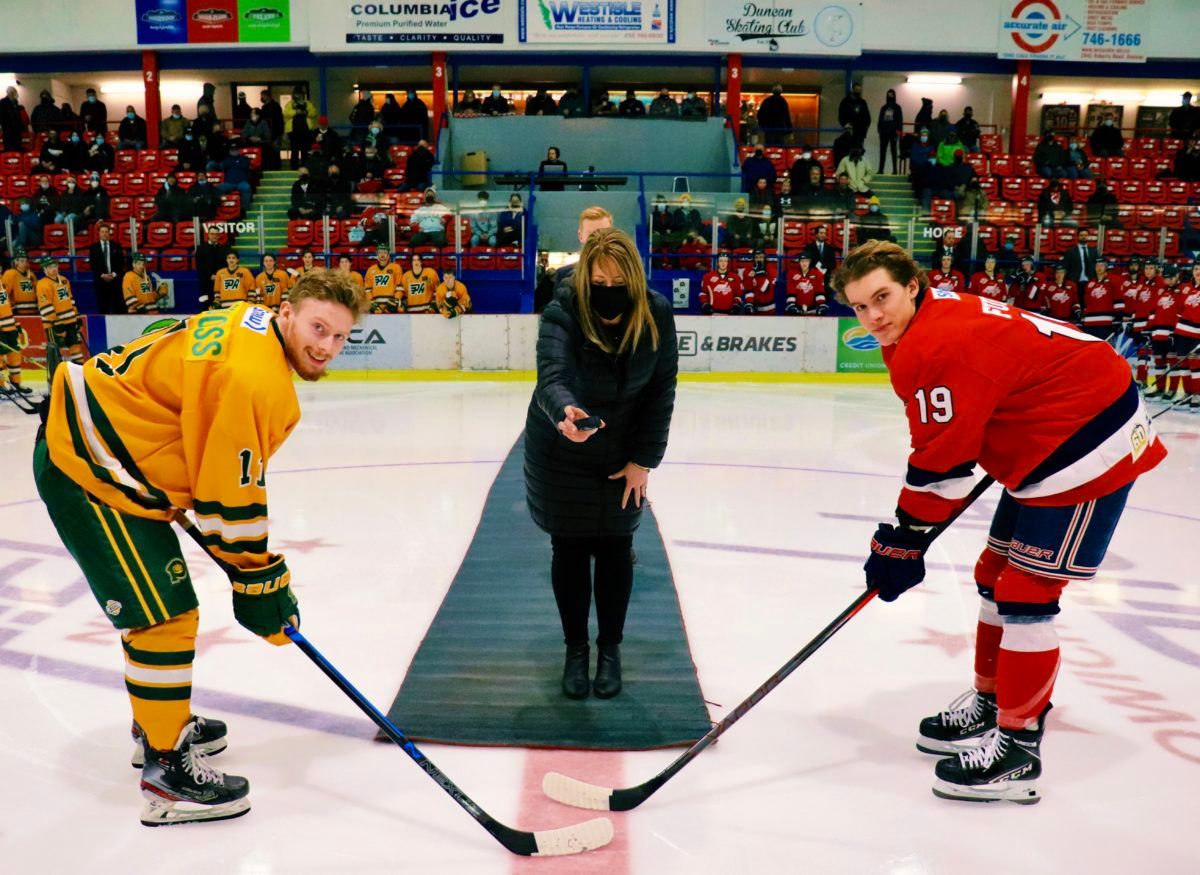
xmin=590 ymin=284 xmax=630 ymax=321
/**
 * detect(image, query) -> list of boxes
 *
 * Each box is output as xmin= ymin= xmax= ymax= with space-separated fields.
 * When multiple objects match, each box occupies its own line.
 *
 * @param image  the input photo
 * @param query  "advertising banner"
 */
xmin=704 ymin=1 xmax=860 ymax=56
xmin=135 ymin=0 xmax=291 ymax=44
xmin=834 ymin=317 xmax=886 ymax=373
xmin=998 ymin=0 xmax=1151 ymax=63
xmin=519 ymin=0 xmax=675 ymax=45
xmin=136 ymin=0 xmax=188 ymax=43
xmin=343 ymin=0 xmax=509 ymax=45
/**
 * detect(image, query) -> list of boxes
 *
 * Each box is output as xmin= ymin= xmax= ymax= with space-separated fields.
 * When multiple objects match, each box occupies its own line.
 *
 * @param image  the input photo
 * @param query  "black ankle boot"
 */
xmin=593 ymin=643 xmax=622 ymax=699
xmin=561 ymin=644 xmax=590 ymax=699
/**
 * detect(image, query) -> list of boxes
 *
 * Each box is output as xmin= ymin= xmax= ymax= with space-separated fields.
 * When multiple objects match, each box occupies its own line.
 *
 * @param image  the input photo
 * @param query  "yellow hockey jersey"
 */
xmin=122 ymin=270 xmax=161 ymax=313
xmin=401 ymin=268 xmax=441 ymax=313
xmin=256 ymin=269 xmax=290 ymax=311
xmin=365 ymin=262 xmax=403 ymax=310
xmin=45 ymin=303 xmax=300 ymax=575
xmin=2 ymin=267 xmax=38 ymax=314
xmin=37 ymin=275 xmax=78 ymax=327
xmin=436 ymin=280 xmax=471 ymax=318
xmin=213 ymin=267 xmax=256 ymax=308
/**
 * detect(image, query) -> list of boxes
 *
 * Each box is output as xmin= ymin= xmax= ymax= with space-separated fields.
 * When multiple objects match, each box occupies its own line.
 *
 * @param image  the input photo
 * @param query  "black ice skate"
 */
xmin=931 ymin=705 xmax=1050 ymax=805
xmin=916 ymin=689 xmax=997 ymax=755
xmin=132 ymin=714 xmax=228 ymax=768
xmin=139 ymin=720 xmax=250 ymax=826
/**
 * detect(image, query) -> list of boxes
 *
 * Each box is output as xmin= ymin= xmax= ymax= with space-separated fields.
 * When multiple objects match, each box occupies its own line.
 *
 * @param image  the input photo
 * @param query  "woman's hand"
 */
xmin=558 ymin=405 xmax=605 ymax=443
xmin=608 ymin=462 xmax=649 ymax=509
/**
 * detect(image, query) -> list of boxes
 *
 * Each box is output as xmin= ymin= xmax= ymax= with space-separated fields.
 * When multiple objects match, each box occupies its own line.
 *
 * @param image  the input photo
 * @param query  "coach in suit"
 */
xmin=1062 ymin=231 xmax=1098 ymax=285
xmin=89 ymin=222 xmax=126 ymax=314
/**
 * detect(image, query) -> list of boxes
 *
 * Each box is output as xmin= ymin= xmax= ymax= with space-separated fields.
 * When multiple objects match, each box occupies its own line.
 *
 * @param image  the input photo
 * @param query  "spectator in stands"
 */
xmin=260 ymin=90 xmax=284 ymax=167
xmin=405 ymin=139 xmax=435 ymax=192
xmin=832 ymin=124 xmax=856 ymax=167
xmin=937 ymin=130 xmax=965 ymax=166
xmin=177 ymin=129 xmax=205 ymax=171
xmin=788 ymin=145 xmax=818 ymax=190
xmin=456 ymin=89 xmax=483 ymax=114
xmin=205 ymin=121 xmax=230 ymax=168
xmin=679 ymin=90 xmax=707 ymax=120
xmin=399 ymin=89 xmax=430 ymax=141
xmin=946 ymin=150 xmax=977 ymax=197
xmin=232 ymin=91 xmax=252 ymax=128
xmin=497 ymin=193 xmax=525 ymax=248
xmin=189 ymin=174 xmax=220 ymax=222
xmin=116 ymin=105 xmax=147 ymax=150
xmin=54 ymin=176 xmax=87 ymax=227
xmin=619 ymin=89 xmax=646 ymax=118
xmin=913 ymin=155 xmax=952 ymax=210
xmin=31 ymin=89 xmax=60 ymax=134
xmin=1172 ymin=134 xmax=1200 ymax=182
xmin=152 ymin=172 xmax=192 ymax=223
xmin=837 ymin=147 xmax=874 ymax=195
xmin=63 ymin=130 xmax=87 ymax=172
xmin=797 ymin=164 xmax=828 ymax=209
xmin=471 ymin=190 xmax=497 ymax=247
xmin=1089 ymin=112 xmax=1125 ymax=158
xmin=79 ymin=87 xmax=107 ymax=135
xmin=194 ymin=225 xmax=229 ymax=307
xmin=160 ymin=105 xmax=188 ymax=148
xmin=538 ymin=146 xmax=568 ymax=191
xmin=410 ymin=188 xmax=450 ymax=247
xmin=741 ymin=145 xmax=776 ymax=193
xmin=592 ymin=89 xmax=617 ymax=116
xmin=726 ymin=198 xmax=757 ymax=249
xmin=32 ymin=176 xmax=60 ymax=227
xmin=191 ymin=103 xmax=215 ymax=143
xmin=90 ymin=222 xmax=126 ymax=314
xmin=1038 ymin=179 xmax=1075 ymax=227
xmin=58 ymin=101 xmax=79 ymax=132
xmin=481 ymin=85 xmax=510 ymax=117
xmin=241 ymin=107 xmax=272 ymax=152
xmin=672 ymin=193 xmax=705 ymax=240
xmin=831 ymin=171 xmax=857 ymax=215
xmin=776 ymin=177 xmax=797 ymax=215
xmin=1034 ymin=131 xmax=1072 ymax=178
xmin=959 ymin=176 xmax=989 ymax=222
xmin=312 ymin=116 xmax=342 ymax=163
xmin=749 ymin=176 xmax=776 ymax=213
xmin=87 ymin=133 xmax=115 ymax=172
xmin=838 ymin=81 xmax=870 ymax=149
xmin=650 ymin=193 xmax=680 ymax=253
xmin=197 ymin=82 xmax=216 ymax=117
xmin=649 ymin=88 xmax=678 ymax=118
xmin=349 ymin=90 xmax=376 ymax=142
xmin=36 ymin=128 xmax=62 ymax=168
xmin=285 ymin=89 xmax=318 ymax=169
xmin=955 ymin=107 xmax=981 ymax=153
xmin=757 ymin=85 xmax=792 ymax=145
xmin=1066 ymin=141 xmax=1093 ymax=178
xmin=13 ymin=199 xmax=42 ymax=249
xmin=928 ymin=108 xmax=954 ymax=148
xmin=526 ymin=88 xmax=558 ymax=116
xmin=81 ymin=172 xmax=109 ymax=224
xmin=739 ymin=98 xmax=757 ymax=143
xmin=1168 ymin=92 xmax=1199 ymax=140
xmin=1087 ymin=177 xmax=1120 ymax=224
xmin=360 ymin=144 xmax=388 ymax=183
xmin=324 ymin=163 xmax=353 ymax=219
xmin=914 ymin=95 xmax=934 ymax=129
xmin=287 ymin=168 xmax=323 ymax=220
xmin=0 ymin=87 xmax=25 ymax=152
xmin=877 ymin=88 xmax=903 ymax=174
xmin=218 ymin=145 xmax=252 ymax=212
xmin=859 ymin=197 xmax=891 ymax=242
xmin=559 ymin=87 xmax=586 ymax=118
xmin=909 ymin=127 xmax=934 ymax=170
xmin=379 ymin=92 xmax=402 ymax=143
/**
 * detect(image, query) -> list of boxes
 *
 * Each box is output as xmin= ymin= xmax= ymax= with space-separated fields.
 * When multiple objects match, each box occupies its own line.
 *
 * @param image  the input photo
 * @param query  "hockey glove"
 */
xmin=815 ymin=304 xmax=828 ymax=316
xmin=864 ymin=523 xmax=933 ymax=602
xmin=785 ymin=302 xmax=800 ymax=315
xmin=743 ymin=300 xmax=756 ymax=315
xmin=230 ymin=559 xmax=299 ymax=645
xmin=701 ymin=302 xmax=713 ymax=315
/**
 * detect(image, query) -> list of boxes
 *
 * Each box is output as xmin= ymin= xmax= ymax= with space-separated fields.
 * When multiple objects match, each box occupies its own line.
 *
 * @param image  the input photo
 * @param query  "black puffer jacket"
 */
xmin=524 ymin=286 xmax=678 ymax=537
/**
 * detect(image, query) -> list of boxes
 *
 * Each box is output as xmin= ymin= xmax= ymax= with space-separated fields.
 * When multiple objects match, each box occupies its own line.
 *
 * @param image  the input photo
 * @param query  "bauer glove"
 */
xmin=230 ymin=558 xmax=299 ymax=645
xmin=864 ymin=523 xmax=933 ymax=602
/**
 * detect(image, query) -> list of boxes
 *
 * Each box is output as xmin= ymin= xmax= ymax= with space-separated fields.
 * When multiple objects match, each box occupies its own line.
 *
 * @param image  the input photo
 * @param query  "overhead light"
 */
xmin=100 ymin=81 xmax=204 ymax=99
xmin=0 ymin=74 xmax=17 ymax=91
xmin=906 ymin=74 xmax=962 ymax=86
xmin=1093 ymin=90 xmax=1144 ymax=103
xmin=1040 ymin=91 xmax=1094 ymax=104
xmin=1145 ymin=89 xmax=1188 ymax=106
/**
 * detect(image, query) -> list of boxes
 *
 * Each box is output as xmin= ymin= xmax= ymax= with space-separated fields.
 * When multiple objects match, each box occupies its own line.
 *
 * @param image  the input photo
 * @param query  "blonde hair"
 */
xmin=574 ymin=228 xmax=659 ymax=355
xmin=831 ymin=239 xmax=928 ymax=305
xmin=578 ymin=205 xmax=613 ymax=229
xmin=287 ymin=268 xmax=369 ymax=322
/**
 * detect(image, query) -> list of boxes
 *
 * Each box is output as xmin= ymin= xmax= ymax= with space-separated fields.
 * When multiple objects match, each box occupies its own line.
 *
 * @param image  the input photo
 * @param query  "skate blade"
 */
xmin=140 ymin=796 xmax=251 ymax=826
xmin=915 ymin=736 xmax=990 ymax=756
xmin=931 ymin=778 xmax=1040 ymax=805
xmin=131 ymin=737 xmax=228 ymax=769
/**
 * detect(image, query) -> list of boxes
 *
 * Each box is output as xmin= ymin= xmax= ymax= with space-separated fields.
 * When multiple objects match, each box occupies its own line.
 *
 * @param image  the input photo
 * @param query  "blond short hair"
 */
xmin=287 ymin=268 xmax=369 ymax=322
xmin=578 ymin=205 xmax=613 ymax=229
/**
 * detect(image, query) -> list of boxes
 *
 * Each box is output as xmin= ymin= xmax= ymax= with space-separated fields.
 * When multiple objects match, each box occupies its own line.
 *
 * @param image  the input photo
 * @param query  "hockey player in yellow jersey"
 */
xmin=335 ymin=253 xmax=364 ymax=291
xmin=435 ymin=265 xmax=471 ymax=319
xmin=364 ymin=243 xmax=403 ymax=313
xmin=401 ymin=252 xmax=441 ymax=313
xmin=0 ymin=266 xmax=30 ymax=394
xmin=255 ymin=252 xmax=290 ymax=312
xmin=36 ymin=256 xmax=84 ymax=363
xmin=34 ymin=270 xmax=368 ymax=827
xmin=122 ymin=252 xmax=166 ymax=314
xmin=2 ymin=248 xmax=40 ymax=316
xmin=213 ymin=251 xmax=256 ymax=309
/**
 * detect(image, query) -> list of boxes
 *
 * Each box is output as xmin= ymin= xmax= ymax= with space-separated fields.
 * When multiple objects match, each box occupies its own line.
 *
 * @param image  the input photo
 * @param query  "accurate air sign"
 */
xmin=999 ymin=0 xmax=1151 ymax=63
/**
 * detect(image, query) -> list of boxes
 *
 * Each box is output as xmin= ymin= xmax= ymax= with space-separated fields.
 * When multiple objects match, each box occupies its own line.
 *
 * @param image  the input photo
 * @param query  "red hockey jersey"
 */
xmin=1042 ymin=280 xmax=1080 ymax=321
xmin=700 ymin=271 xmax=742 ymax=313
xmin=1175 ymin=283 xmax=1200 ymax=341
xmin=928 ymin=269 xmax=966 ymax=294
xmin=786 ymin=269 xmax=824 ymax=310
xmin=1130 ymin=276 xmax=1163 ymax=329
xmin=882 ymin=290 xmax=1166 ymax=525
xmin=741 ymin=268 xmax=775 ymax=313
xmin=1081 ymin=276 xmax=1121 ymax=328
xmin=969 ymin=271 xmax=1007 ymax=302
xmin=1147 ymin=286 xmax=1183 ymax=338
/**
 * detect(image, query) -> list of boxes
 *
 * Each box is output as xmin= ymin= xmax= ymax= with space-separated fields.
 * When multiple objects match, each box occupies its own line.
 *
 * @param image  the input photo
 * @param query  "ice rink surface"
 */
xmin=1 ymin=379 xmax=1197 ymax=874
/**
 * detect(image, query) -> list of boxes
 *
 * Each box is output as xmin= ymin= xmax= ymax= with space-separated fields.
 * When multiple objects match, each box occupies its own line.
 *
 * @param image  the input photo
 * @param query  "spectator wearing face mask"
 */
xmin=838 ymin=81 xmax=871 ymax=149
xmin=909 ymin=126 xmax=934 ymax=170
xmin=788 ymin=144 xmax=818 ymax=191
xmin=497 ymin=194 xmax=526 ymax=249
xmin=592 ymin=90 xmax=617 ymax=117
xmin=87 ymin=133 xmax=115 ymax=172
xmin=217 ymin=145 xmax=253 ymax=212
xmin=54 ymin=175 xmax=87 ymax=226
xmin=240 ymin=107 xmax=271 ymax=149
xmin=350 ymin=90 xmax=376 ymax=142
xmin=936 ymin=130 xmax=965 ymax=166
xmin=648 ymin=88 xmax=678 ymax=118
xmin=836 ymin=146 xmax=875 ymax=195
xmin=32 ymin=176 xmax=60 ymax=227
xmin=725 ymin=198 xmax=757 ymax=249
xmin=927 ymin=108 xmax=953 ymax=148
xmin=399 ymin=89 xmax=430 ymax=141
xmin=14 ymin=198 xmax=43 ymax=248
xmin=176 ymin=127 xmax=206 ymax=171
xmin=232 ymin=91 xmax=252 ymax=128
xmin=1089 ymin=112 xmax=1125 ymax=158
xmin=410 ymin=188 xmax=450 ymax=247
xmin=955 ymin=107 xmax=981 ymax=153
xmin=1173 ymin=135 xmax=1200 ymax=182
xmin=79 ymin=87 xmax=107 ymax=135
xmin=30 ymin=89 xmax=60 ymax=134
xmin=481 ymin=85 xmax=510 ymax=117
xmin=287 ymin=169 xmax=324 ymax=220
xmin=618 ymin=89 xmax=646 ymax=119
xmin=324 ymin=163 xmax=352 ymax=220
xmin=832 ymin=123 xmax=857 ymax=168
xmin=859 ymin=196 xmax=891 ymax=242
xmin=60 ymin=129 xmax=86 ymax=173
xmin=757 ymin=85 xmax=792 ymax=145
xmin=456 ymin=89 xmax=483 ymax=114
xmin=81 ymin=172 xmax=110 ymax=224
xmin=404 ymin=139 xmax=435 ymax=192
xmin=1034 ymin=131 xmax=1073 ymax=179
xmin=877 ymin=88 xmax=903 ymax=173
xmin=679 ymin=90 xmax=707 ymax=120
xmin=557 ymin=87 xmax=586 ymax=119
xmin=471 ymin=191 xmax=498 ymax=247
xmin=160 ymin=105 xmax=189 ymax=148
xmin=117 ymin=105 xmax=147 ymax=150
xmin=741 ymin=145 xmax=777 ymax=194
xmin=526 ymin=88 xmax=558 ymax=116
xmin=1065 ymin=141 xmax=1093 ymax=178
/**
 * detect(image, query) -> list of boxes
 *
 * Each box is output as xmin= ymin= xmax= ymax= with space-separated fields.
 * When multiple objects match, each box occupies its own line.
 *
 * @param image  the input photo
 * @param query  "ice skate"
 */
xmin=931 ymin=705 xmax=1049 ymax=805
xmin=132 ymin=714 xmax=228 ymax=768
xmin=139 ymin=720 xmax=250 ymax=826
xmin=916 ymin=689 xmax=997 ymax=755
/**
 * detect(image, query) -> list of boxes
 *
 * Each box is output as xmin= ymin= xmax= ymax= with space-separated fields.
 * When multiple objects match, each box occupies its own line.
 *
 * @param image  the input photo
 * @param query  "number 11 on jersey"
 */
xmin=238 ymin=449 xmax=265 ymax=488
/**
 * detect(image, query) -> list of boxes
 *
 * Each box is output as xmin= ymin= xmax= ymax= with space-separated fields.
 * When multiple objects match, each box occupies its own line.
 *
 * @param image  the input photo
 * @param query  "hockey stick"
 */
xmin=543 ymin=474 xmax=998 ymax=812
xmin=172 ymin=511 xmax=613 ymax=856
xmin=0 ymin=384 xmax=41 ymax=414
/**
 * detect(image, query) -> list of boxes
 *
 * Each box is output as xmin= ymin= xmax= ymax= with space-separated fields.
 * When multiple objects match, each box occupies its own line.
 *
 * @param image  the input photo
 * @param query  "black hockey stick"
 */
xmin=0 ymin=384 xmax=41 ymax=414
xmin=543 ymin=474 xmax=998 ymax=812
xmin=172 ymin=511 xmax=612 ymax=856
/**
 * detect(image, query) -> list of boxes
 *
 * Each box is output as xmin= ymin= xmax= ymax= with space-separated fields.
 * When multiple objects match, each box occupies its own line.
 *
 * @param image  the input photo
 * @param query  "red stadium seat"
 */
xmin=160 ymin=148 xmax=180 ymax=168
xmin=977 ymin=224 xmax=999 ymax=251
xmin=979 ymin=177 xmax=999 ymax=199
xmin=146 ymin=221 xmax=174 ymax=249
xmin=159 ymin=249 xmax=191 ymax=271
xmin=400 ymin=192 xmax=424 ymax=208
xmin=413 ymin=245 xmax=439 ymax=269
xmin=1024 ymin=134 xmax=1042 ymax=153
xmin=136 ymin=197 xmax=157 ymax=221
xmin=149 ymin=171 xmax=168 ymax=190
xmin=1014 ymin=156 xmax=1034 ymax=176
xmin=205 ymin=171 xmax=224 ymax=186
xmin=965 ymin=153 xmax=989 ymax=175
xmin=1115 ymin=204 xmax=1137 ymax=227
xmin=241 ymin=146 xmax=262 ymax=170
xmin=990 ymin=154 xmax=1014 ymax=176
xmin=1026 ymin=177 xmax=1050 ymax=199
xmin=979 ymin=133 xmax=1002 ymax=154
xmin=1152 ymin=158 xmax=1171 ymax=177
xmin=1102 ymin=229 xmax=1130 ymax=257
xmin=1143 ymin=181 xmax=1168 ymax=205
xmin=1051 ymin=226 xmax=1078 ymax=252
xmin=101 ymin=171 xmax=122 ymax=192
xmin=1162 ymin=231 xmax=1180 ymax=257
xmin=999 ymin=226 xmax=1028 ymax=251
xmin=216 ymin=193 xmax=241 ymax=220
xmin=930 ymin=198 xmax=956 ymax=223
xmin=287 ymin=220 xmax=315 ymax=247
xmin=812 ymin=148 xmax=834 ymax=174
xmin=175 ymin=171 xmax=197 ymax=189
xmin=1118 ymin=180 xmax=1145 ymax=202
xmin=1012 ymin=201 xmax=1037 ymax=226
xmin=383 ymin=167 xmax=406 ymax=189
xmin=388 ymin=144 xmax=412 ymax=165
xmin=495 ymin=247 xmax=521 ymax=270
xmin=43 ymin=224 xmax=69 ymax=250
xmin=174 ymin=222 xmax=197 ymax=248
xmin=109 ymin=196 xmax=134 ymax=220
xmin=137 ymin=150 xmax=161 ymax=172
xmin=1132 ymin=136 xmax=1160 ymax=156
xmin=764 ymin=147 xmax=787 ymax=172
xmin=319 ymin=217 xmax=340 ymax=246
xmin=1001 ymin=177 xmax=1028 ymax=201
xmin=782 ymin=220 xmax=806 ymax=252
xmin=116 ymin=223 xmax=143 ymax=249
xmin=1160 ymin=206 xmax=1185 ymax=229
xmin=1135 ymin=206 xmax=1162 ymax=229
xmin=1068 ymin=179 xmax=1096 ymax=200
xmin=738 ymin=145 xmax=755 ymax=165
xmin=1127 ymin=158 xmax=1152 ymax=180
xmin=1105 ymin=157 xmax=1128 ymax=179
xmin=115 ymin=150 xmax=137 ymax=172
xmin=0 ymin=152 xmax=28 ymax=174
xmin=1128 ymin=229 xmax=1156 ymax=256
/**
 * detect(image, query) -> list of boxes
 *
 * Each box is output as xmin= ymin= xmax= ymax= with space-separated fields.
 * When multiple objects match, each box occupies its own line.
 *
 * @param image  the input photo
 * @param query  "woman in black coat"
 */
xmin=524 ymin=228 xmax=678 ymax=700
xmin=538 ymin=146 xmax=568 ymax=192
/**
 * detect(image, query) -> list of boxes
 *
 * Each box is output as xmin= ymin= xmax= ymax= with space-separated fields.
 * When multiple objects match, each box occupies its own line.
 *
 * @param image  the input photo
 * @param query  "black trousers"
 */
xmin=550 ymin=534 xmax=634 ymax=647
xmin=878 ymin=132 xmax=899 ymax=173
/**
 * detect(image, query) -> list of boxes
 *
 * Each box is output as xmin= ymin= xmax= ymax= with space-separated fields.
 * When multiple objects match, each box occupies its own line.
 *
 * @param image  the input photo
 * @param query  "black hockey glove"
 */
xmin=864 ymin=523 xmax=933 ymax=602
xmin=701 ymin=302 xmax=713 ymax=315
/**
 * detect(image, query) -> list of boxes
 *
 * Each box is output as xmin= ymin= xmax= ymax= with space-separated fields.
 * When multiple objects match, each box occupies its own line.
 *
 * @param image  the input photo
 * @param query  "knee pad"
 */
xmin=974 ymin=545 xmax=1008 ymax=600
xmin=994 ymin=566 xmax=1066 ymax=617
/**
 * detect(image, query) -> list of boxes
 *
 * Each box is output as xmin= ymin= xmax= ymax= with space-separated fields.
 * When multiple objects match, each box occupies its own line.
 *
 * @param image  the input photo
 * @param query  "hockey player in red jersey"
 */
xmin=784 ymin=252 xmax=826 ymax=315
xmin=699 ymin=253 xmax=743 ymax=315
xmin=1144 ymin=264 xmax=1185 ymax=399
xmin=1174 ymin=261 xmax=1200 ymax=408
xmin=1041 ymin=263 xmax=1080 ymax=323
xmin=1130 ymin=260 xmax=1164 ymax=387
xmin=1007 ymin=254 xmax=1042 ymax=311
xmin=834 ymin=240 xmax=1166 ymax=805
xmin=741 ymin=249 xmax=776 ymax=315
xmin=968 ymin=254 xmax=1007 ymax=302
xmin=1080 ymin=256 xmax=1121 ymax=339
xmin=928 ymin=252 xmax=966 ymax=294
